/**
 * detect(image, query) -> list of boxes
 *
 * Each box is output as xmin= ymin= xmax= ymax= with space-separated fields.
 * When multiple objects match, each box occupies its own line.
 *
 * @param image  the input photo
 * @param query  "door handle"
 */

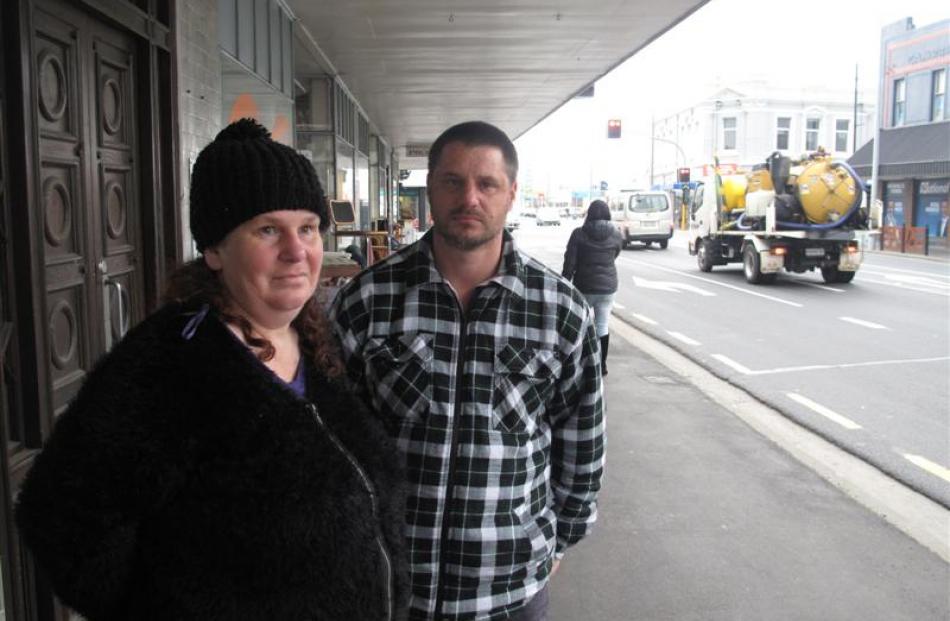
xmin=104 ymin=279 xmax=128 ymax=339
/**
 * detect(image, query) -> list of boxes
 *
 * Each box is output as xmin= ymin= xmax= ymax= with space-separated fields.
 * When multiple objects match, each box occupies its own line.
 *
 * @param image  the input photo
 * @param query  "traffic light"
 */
xmin=607 ymin=119 xmax=621 ymax=139
xmin=677 ymin=167 xmax=690 ymax=183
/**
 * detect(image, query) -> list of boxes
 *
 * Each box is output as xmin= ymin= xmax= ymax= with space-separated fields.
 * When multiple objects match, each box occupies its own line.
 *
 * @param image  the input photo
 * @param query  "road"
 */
xmin=512 ymin=217 xmax=950 ymax=507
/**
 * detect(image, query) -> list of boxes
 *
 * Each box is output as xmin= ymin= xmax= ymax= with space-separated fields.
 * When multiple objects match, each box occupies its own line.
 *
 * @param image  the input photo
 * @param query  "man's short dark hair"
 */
xmin=427 ymin=121 xmax=518 ymax=183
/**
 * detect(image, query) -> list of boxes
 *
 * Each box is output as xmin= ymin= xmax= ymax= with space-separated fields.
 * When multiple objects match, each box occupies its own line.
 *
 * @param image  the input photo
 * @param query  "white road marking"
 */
xmin=839 ymin=316 xmax=890 ymax=330
xmin=903 ymin=454 xmax=950 ymax=483
xmin=786 ymin=392 xmax=862 ymax=430
xmin=631 ymin=275 xmax=716 ymax=296
xmin=711 ymin=354 xmax=753 ymax=374
xmin=881 ymin=273 xmax=950 ymax=289
xmin=710 ymin=354 xmax=949 ymax=376
xmin=630 ymin=313 xmax=657 ymax=325
xmin=667 ymin=331 xmax=701 ymax=346
xmin=799 ymin=281 xmax=846 ymax=293
xmin=621 ymin=259 xmax=803 ymax=307
xmin=857 ymin=275 xmax=950 ymax=297
xmin=613 ymin=302 xmax=626 ymax=310
xmin=862 ymin=265 xmax=950 ymax=280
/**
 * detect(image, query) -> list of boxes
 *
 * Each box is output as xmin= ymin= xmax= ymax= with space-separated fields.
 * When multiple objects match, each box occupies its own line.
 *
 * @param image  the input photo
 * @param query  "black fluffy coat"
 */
xmin=15 ymin=303 xmax=408 ymax=620
xmin=562 ymin=219 xmax=624 ymax=294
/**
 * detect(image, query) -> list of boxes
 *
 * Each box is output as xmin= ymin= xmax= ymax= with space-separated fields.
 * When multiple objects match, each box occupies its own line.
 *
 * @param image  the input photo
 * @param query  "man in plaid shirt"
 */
xmin=330 ymin=121 xmax=605 ymax=621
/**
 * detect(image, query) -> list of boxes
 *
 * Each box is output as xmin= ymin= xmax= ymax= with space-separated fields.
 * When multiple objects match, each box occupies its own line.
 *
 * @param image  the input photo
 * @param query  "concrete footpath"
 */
xmin=548 ymin=317 xmax=949 ymax=621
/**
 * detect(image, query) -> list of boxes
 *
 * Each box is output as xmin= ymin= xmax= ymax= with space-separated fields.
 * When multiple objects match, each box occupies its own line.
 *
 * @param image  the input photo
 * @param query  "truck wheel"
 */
xmin=821 ymin=266 xmax=856 ymax=284
xmin=697 ymin=240 xmax=715 ymax=272
xmin=659 ymin=239 xmax=669 ymax=249
xmin=743 ymin=245 xmax=776 ymax=284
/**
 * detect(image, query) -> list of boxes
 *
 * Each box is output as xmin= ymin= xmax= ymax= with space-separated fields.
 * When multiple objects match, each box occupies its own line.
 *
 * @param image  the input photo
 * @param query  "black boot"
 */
xmin=600 ymin=335 xmax=609 ymax=377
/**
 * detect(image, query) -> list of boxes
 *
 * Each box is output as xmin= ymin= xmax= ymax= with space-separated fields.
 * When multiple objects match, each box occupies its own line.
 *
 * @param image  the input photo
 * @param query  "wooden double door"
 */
xmin=32 ymin=0 xmax=146 ymax=417
xmin=1 ymin=0 xmax=172 ymax=618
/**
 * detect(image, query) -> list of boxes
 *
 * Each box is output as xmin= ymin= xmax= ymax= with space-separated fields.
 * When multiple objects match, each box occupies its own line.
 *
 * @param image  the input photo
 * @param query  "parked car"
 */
xmin=505 ymin=208 xmax=521 ymax=231
xmin=612 ymin=191 xmax=674 ymax=249
xmin=536 ymin=206 xmax=562 ymax=226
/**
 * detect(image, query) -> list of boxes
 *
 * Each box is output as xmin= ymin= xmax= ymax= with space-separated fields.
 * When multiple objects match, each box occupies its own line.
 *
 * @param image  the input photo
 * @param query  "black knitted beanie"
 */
xmin=189 ymin=118 xmax=328 ymax=252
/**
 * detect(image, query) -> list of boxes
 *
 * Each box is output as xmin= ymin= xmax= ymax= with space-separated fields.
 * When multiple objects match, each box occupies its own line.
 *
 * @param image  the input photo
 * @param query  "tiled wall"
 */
xmin=176 ymin=0 xmax=223 ymax=260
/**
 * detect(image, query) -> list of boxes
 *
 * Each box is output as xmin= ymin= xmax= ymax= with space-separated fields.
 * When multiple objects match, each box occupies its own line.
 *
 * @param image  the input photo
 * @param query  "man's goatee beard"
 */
xmin=437 ymin=229 xmax=495 ymax=251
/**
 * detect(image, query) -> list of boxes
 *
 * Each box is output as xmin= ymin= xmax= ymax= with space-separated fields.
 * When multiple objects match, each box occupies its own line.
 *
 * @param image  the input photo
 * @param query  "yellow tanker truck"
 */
xmin=687 ymin=151 xmax=880 ymax=284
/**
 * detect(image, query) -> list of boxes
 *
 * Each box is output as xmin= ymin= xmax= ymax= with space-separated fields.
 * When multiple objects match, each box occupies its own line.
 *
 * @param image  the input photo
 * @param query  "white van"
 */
xmin=536 ymin=206 xmax=562 ymax=226
xmin=610 ymin=190 xmax=674 ymax=249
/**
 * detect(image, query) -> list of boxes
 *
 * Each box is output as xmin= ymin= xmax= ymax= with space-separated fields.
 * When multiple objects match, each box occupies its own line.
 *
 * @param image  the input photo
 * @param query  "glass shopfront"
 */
xmin=884 ymin=182 xmax=906 ymax=227
xmin=356 ymin=153 xmax=370 ymax=229
xmin=297 ymin=132 xmax=335 ymax=199
xmin=336 ymin=141 xmax=354 ymax=205
xmin=915 ymin=178 xmax=949 ymax=238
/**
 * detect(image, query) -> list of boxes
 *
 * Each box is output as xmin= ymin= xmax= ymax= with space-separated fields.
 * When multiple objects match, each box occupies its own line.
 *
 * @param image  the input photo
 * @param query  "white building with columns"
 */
xmin=650 ymin=81 xmax=876 ymax=188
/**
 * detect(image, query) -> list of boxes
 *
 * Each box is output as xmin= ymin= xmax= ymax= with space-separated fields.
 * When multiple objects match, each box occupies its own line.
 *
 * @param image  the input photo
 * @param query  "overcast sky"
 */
xmin=515 ymin=0 xmax=948 ymax=195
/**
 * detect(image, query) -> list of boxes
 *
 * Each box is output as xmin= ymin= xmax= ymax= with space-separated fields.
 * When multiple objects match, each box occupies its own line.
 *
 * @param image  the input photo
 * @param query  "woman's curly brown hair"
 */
xmin=163 ymin=260 xmax=343 ymax=378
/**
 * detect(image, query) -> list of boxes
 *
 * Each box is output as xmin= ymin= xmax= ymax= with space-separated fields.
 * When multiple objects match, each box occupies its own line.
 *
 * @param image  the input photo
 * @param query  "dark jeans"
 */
xmin=507 ymin=585 xmax=550 ymax=621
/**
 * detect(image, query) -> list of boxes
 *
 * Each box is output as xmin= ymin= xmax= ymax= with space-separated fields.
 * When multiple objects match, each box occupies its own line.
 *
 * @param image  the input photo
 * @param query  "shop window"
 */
xmin=722 ymin=117 xmax=736 ymax=150
xmin=805 ymin=117 xmax=820 ymax=151
xmin=893 ymin=78 xmax=906 ymax=127
xmin=356 ymin=153 xmax=370 ymax=229
xmin=933 ymin=69 xmax=946 ymax=122
xmin=296 ymin=132 xmax=335 ymax=198
xmin=884 ymin=182 xmax=905 ymax=227
xmin=775 ymin=117 xmax=790 ymax=150
xmin=336 ymin=141 xmax=354 ymax=203
xmin=835 ymin=119 xmax=849 ymax=152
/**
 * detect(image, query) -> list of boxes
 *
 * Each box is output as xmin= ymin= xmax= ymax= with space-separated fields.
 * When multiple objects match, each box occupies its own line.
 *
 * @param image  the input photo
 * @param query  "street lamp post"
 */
xmin=650 ymin=133 xmax=689 ymax=186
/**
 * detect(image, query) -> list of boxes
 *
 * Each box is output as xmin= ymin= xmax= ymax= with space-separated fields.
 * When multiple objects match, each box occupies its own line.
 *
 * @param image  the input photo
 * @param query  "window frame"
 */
xmin=893 ymin=78 xmax=906 ymax=127
xmin=805 ymin=117 xmax=821 ymax=151
xmin=775 ymin=116 xmax=790 ymax=150
xmin=932 ymin=69 xmax=946 ymax=122
xmin=834 ymin=119 xmax=850 ymax=152
xmin=722 ymin=116 xmax=736 ymax=151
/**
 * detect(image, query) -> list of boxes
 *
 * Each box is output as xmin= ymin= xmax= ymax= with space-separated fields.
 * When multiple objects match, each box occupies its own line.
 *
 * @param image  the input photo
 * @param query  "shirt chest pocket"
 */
xmin=493 ymin=345 xmax=561 ymax=435
xmin=364 ymin=333 xmax=433 ymax=424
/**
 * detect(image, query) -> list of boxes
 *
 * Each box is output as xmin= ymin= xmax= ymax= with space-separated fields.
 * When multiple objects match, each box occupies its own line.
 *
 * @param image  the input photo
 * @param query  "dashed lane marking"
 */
xmin=798 ymin=281 xmax=846 ymax=293
xmin=711 ymin=354 xmax=753 ymax=374
xmin=903 ymin=454 xmax=950 ymax=484
xmin=667 ymin=331 xmax=701 ymax=346
xmin=839 ymin=316 xmax=890 ymax=330
xmin=630 ymin=313 xmax=657 ymax=325
xmin=613 ymin=302 xmax=626 ymax=310
xmin=786 ymin=392 xmax=862 ymax=430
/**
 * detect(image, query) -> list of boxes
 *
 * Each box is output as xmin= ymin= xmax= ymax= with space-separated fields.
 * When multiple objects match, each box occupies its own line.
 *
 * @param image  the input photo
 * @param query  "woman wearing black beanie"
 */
xmin=15 ymin=119 xmax=408 ymax=621
xmin=562 ymin=199 xmax=624 ymax=376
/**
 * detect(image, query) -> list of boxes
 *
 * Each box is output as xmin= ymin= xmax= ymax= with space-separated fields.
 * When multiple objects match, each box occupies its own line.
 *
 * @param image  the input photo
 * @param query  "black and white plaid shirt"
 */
xmin=329 ymin=230 xmax=605 ymax=621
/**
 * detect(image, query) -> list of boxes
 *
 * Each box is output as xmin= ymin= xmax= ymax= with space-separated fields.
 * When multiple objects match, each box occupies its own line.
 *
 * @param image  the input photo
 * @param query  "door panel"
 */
xmin=92 ymin=29 xmax=142 ymax=350
xmin=34 ymin=5 xmax=94 ymax=419
xmin=33 ymin=0 xmax=145 ymax=412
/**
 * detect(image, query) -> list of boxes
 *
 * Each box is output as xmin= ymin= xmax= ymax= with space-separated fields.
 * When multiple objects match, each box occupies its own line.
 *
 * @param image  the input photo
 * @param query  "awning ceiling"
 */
xmin=287 ymin=1 xmax=710 ymax=168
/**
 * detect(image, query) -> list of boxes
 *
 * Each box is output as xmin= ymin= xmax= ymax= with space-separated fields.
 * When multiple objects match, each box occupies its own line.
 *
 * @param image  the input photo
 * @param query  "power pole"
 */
xmin=649 ymin=114 xmax=655 ymax=189
xmin=853 ymin=63 xmax=859 ymax=152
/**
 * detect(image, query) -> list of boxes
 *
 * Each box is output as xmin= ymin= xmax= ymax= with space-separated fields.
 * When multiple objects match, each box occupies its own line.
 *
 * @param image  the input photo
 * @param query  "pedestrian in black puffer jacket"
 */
xmin=562 ymin=199 xmax=624 ymax=375
xmin=14 ymin=119 xmax=408 ymax=621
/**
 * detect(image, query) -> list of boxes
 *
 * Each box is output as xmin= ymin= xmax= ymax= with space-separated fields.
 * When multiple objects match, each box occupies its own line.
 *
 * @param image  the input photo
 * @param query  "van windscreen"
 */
xmin=629 ymin=194 xmax=668 ymax=213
